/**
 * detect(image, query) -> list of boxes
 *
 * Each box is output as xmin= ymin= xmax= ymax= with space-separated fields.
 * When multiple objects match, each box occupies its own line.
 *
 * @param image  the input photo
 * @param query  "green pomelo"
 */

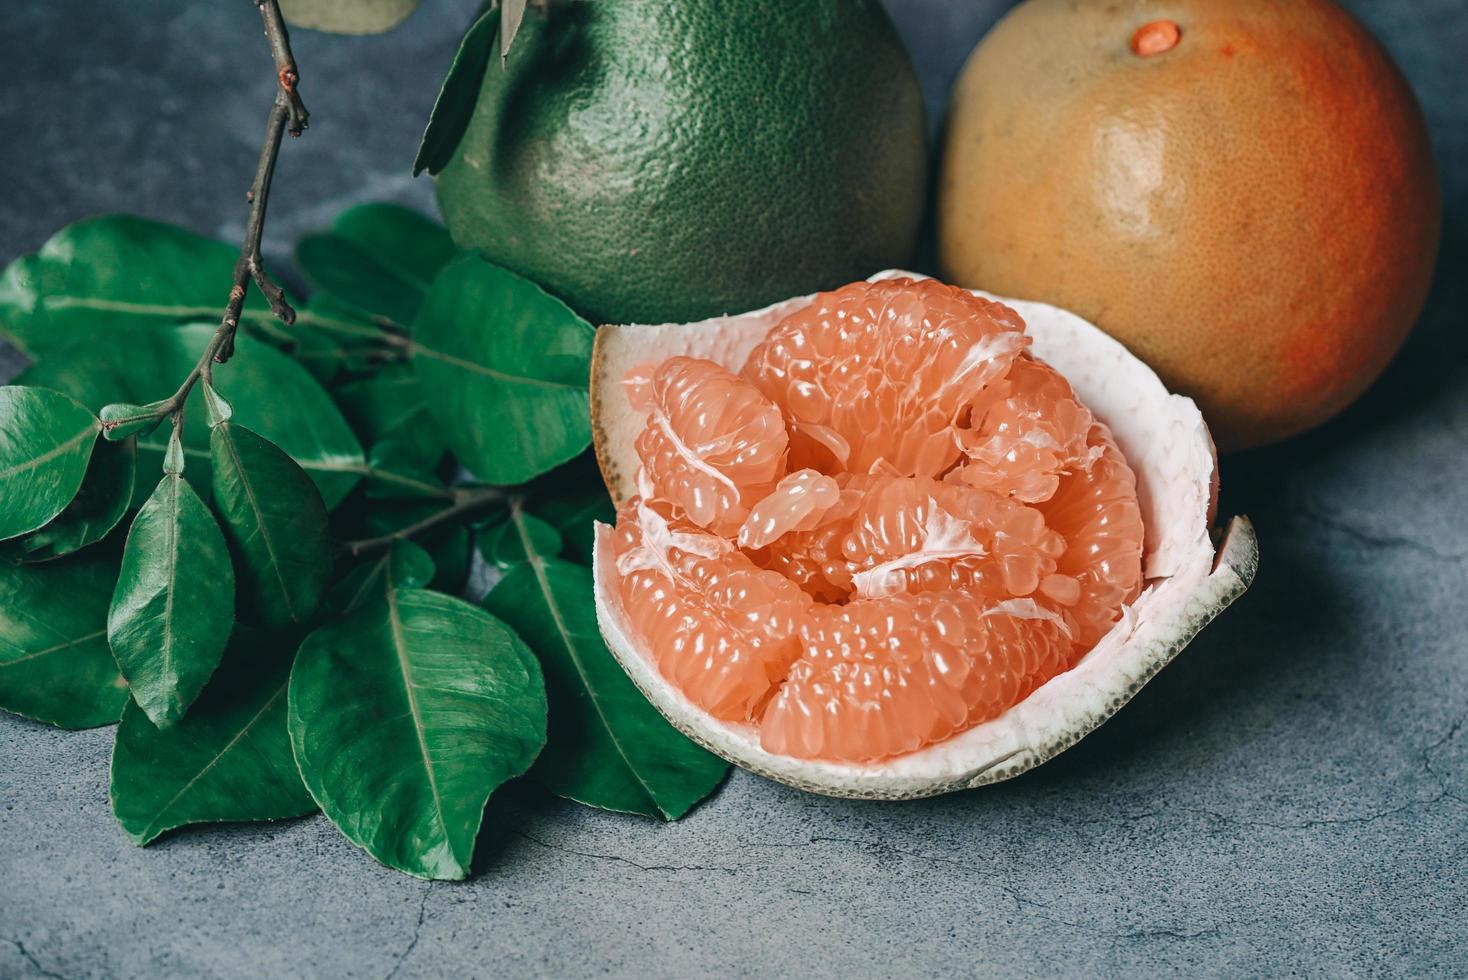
xmin=436 ymin=0 xmax=928 ymax=325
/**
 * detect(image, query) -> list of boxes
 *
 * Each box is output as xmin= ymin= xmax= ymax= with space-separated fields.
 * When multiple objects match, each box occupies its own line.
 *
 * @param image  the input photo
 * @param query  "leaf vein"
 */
xmin=138 ymin=682 xmax=288 ymax=840
xmin=512 ymin=507 xmax=658 ymax=810
xmin=386 ymin=590 xmax=454 ymax=852
xmin=0 ymin=628 xmax=108 ymax=667
xmin=220 ymin=425 xmax=299 ymax=622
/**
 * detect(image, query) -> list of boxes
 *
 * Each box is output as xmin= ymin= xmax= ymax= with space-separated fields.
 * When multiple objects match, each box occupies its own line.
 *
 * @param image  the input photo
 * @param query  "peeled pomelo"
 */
xmin=590 ymin=274 xmax=1256 ymax=799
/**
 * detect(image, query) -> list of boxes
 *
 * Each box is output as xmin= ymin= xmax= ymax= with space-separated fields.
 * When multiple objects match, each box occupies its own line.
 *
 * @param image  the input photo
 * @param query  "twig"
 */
xmin=157 ymin=0 xmax=308 ymax=424
xmin=341 ymin=487 xmax=506 ymax=559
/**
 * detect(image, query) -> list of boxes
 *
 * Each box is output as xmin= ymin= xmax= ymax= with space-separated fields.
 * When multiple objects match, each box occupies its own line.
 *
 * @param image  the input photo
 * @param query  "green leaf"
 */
xmin=288 ymin=588 xmax=547 ymax=879
xmin=485 ymin=548 xmax=728 ymax=820
xmin=99 ymin=400 xmax=168 ymax=442
xmin=532 ymin=478 xmax=615 ymax=566
xmin=332 ymin=366 xmax=446 ymax=468
xmin=109 ymin=629 xmax=316 ymax=846
xmin=414 ymin=6 xmax=500 ymax=176
xmin=18 ymin=324 xmax=365 ymax=509
xmin=249 ymin=293 xmax=395 ymax=383
xmin=108 ymin=444 xmax=235 ymax=727
xmin=339 ymin=492 xmax=466 ymax=592
xmin=411 ymin=255 xmax=594 ymax=484
xmin=364 ymin=438 xmax=448 ymax=500
xmin=322 ymin=539 xmax=436 ymax=617
xmin=0 ymin=550 xmax=127 ymax=729
xmin=296 ymin=293 xmax=398 ymax=346
xmin=1 ymin=437 xmax=136 ymax=562
xmin=0 ymin=216 xmax=277 ymax=358
xmin=296 ymin=204 xmax=457 ymax=328
xmin=210 ymin=421 xmax=333 ymax=631
xmin=0 ymin=386 xmax=100 ymax=542
xmin=477 ymin=511 xmax=561 ymax=570
xmin=484 ymin=506 xmax=727 ymax=818
xmin=279 ymin=0 xmax=423 ymax=35
xmin=201 ymin=380 xmax=233 ymax=425
xmin=369 ymin=510 xmax=466 ymax=592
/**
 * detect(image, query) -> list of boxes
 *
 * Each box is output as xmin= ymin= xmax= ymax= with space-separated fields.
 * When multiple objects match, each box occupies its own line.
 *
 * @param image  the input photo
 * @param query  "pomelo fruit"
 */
xmin=435 ymin=0 xmax=929 ymax=327
xmin=590 ymin=274 xmax=1256 ymax=798
xmin=936 ymin=0 xmax=1440 ymax=452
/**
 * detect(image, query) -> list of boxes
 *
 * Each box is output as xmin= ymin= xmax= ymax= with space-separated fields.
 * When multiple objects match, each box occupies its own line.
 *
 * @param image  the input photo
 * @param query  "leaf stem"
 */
xmin=201 ymin=0 xmax=307 ymax=384
xmin=101 ymin=1 xmax=307 ymax=443
xmin=341 ymin=486 xmax=505 ymax=559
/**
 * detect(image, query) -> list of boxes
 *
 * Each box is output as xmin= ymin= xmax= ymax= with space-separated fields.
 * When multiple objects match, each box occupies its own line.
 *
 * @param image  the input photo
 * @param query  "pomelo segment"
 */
xmin=626 ymin=356 xmax=787 ymax=537
xmin=740 ymin=278 xmax=1027 ymax=477
xmin=610 ymin=500 xmax=812 ymax=722
xmin=590 ymin=271 xmax=1253 ymax=799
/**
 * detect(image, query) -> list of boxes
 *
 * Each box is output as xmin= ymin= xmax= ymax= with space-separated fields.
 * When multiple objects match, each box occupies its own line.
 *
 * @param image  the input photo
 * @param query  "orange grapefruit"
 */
xmin=937 ymin=0 xmax=1440 ymax=451
xmin=590 ymin=274 xmax=1256 ymax=797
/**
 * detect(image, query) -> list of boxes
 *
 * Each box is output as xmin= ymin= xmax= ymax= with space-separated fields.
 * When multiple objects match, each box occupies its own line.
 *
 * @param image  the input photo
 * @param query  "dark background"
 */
xmin=2 ymin=1 xmax=1465 ymax=976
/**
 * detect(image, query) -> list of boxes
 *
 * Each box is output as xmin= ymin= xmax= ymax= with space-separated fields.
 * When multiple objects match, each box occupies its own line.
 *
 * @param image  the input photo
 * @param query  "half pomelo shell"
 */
xmin=590 ymin=270 xmax=1256 ymax=800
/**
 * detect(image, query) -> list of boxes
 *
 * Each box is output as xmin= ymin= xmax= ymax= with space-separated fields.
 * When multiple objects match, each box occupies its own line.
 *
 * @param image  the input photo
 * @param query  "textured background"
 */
xmin=2 ymin=1 xmax=1466 ymax=976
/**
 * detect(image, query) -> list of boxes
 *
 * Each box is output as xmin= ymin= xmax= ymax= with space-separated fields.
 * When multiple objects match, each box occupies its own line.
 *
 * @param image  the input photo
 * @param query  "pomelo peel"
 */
xmin=590 ymin=271 xmax=1255 ymax=799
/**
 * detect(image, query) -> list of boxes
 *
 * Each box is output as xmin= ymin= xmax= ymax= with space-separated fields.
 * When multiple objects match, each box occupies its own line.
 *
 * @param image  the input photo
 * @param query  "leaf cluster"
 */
xmin=0 ymin=204 xmax=726 ymax=879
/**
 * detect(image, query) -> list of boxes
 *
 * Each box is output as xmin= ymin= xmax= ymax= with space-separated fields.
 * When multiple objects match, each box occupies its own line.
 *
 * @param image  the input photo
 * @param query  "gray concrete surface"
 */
xmin=3 ymin=1 xmax=1466 ymax=976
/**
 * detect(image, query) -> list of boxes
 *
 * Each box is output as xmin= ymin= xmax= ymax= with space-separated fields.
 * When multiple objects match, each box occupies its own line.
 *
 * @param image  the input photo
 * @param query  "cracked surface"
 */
xmin=2 ymin=0 xmax=1466 ymax=977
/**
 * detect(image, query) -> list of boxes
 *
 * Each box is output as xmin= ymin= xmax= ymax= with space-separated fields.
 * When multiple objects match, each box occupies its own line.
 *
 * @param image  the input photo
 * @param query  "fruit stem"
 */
xmin=1131 ymin=20 xmax=1181 ymax=57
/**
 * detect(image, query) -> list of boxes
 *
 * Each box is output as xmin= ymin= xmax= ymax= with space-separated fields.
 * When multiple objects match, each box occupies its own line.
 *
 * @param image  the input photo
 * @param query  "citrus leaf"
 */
xmin=201 ymin=381 xmax=233 ymax=425
xmin=482 ymin=509 xmax=728 ymax=819
xmin=531 ymin=478 xmax=615 ymax=566
xmin=109 ymin=629 xmax=316 ymax=846
xmin=295 ymin=204 xmax=458 ymax=328
xmin=0 ymin=550 xmax=127 ymax=729
xmin=243 ymin=314 xmax=350 ymax=386
xmin=411 ymin=255 xmax=594 ymax=484
xmin=0 ymin=215 xmax=278 ymax=358
xmin=322 ymin=539 xmax=436 ymax=617
xmin=210 ymin=421 xmax=333 ymax=631
xmin=251 ymin=292 xmax=394 ymax=382
xmin=333 ymin=366 xmax=446 ymax=467
xmin=108 ymin=443 xmax=235 ymax=728
xmin=279 ymin=0 xmax=423 ymax=35
xmin=333 ymin=366 xmax=430 ymax=440
xmin=477 ymin=511 xmax=561 ymax=570
xmin=294 ymin=292 xmax=397 ymax=346
xmin=413 ymin=6 xmax=500 ymax=176
xmin=0 ymin=385 xmax=100 ymax=542
xmin=359 ymin=504 xmax=472 ymax=594
xmin=18 ymin=324 xmax=365 ymax=509
xmin=1 ymin=437 xmax=136 ymax=563
xmin=288 ymin=587 xmax=547 ymax=879
xmin=99 ymin=400 xmax=168 ymax=442
xmin=364 ymin=438 xmax=448 ymax=500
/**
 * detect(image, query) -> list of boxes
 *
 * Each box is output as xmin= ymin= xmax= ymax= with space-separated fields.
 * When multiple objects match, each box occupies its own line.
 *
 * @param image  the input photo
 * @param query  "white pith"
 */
xmin=849 ymin=498 xmax=987 ymax=599
xmin=590 ymin=270 xmax=1257 ymax=800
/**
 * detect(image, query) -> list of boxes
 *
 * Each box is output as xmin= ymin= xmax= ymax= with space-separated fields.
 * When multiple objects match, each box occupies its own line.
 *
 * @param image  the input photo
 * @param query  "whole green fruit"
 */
xmin=436 ymin=0 xmax=928 ymax=325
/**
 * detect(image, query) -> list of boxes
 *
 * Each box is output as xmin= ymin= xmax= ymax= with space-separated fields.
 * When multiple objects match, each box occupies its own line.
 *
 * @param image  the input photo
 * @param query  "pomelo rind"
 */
xmin=589 ymin=271 xmax=1256 ymax=799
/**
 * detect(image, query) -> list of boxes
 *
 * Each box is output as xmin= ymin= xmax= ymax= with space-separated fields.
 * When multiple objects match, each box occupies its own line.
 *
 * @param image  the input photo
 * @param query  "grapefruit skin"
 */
xmin=937 ymin=0 xmax=1440 ymax=451
xmin=436 ymin=0 xmax=928 ymax=327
